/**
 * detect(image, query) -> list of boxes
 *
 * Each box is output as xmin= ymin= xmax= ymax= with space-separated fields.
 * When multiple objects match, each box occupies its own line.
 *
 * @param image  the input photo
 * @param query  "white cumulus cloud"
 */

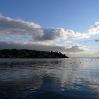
xmin=0 ymin=14 xmax=43 ymax=38
xmin=0 ymin=14 xmax=90 ymax=42
xmin=86 ymin=22 xmax=99 ymax=35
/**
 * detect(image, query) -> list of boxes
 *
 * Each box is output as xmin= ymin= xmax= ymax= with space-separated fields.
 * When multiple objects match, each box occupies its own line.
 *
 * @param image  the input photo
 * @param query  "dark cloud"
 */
xmin=94 ymin=39 xmax=99 ymax=42
xmin=83 ymin=39 xmax=99 ymax=43
xmin=0 ymin=41 xmax=88 ymax=52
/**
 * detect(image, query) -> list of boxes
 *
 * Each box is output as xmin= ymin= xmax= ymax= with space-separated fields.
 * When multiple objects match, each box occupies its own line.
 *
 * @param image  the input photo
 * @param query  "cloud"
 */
xmin=0 ymin=14 xmax=43 ymax=38
xmin=0 ymin=41 xmax=88 ymax=52
xmin=0 ymin=14 xmax=90 ymax=42
xmin=91 ymin=51 xmax=99 ymax=55
xmin=83 ymin=39 xmax=99 ymax=43
xmin=66 ymin=30 xmax=90 ymax=39
xmin=2 ymin=14 xmax=99 ymax=53
xmin=64 ymin=44 xmax=88 ymax=52
xmin=33 ymin=29 xmax=90 ymax=41
xmin=86 ymin=22 xmax=99 ymax=35
xmin=94 ymin=39 xmax=99 ymax=42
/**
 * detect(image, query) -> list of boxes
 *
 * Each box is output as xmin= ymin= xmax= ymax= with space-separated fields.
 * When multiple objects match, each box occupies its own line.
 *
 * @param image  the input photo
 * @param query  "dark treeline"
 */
xmin=0 ymin=49 xmax=69 ymax=58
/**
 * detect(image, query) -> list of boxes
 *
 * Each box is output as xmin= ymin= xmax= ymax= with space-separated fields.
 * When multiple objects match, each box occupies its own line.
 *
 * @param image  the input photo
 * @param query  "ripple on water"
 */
xmin=0 ymin=58 xmax=99 ymax=99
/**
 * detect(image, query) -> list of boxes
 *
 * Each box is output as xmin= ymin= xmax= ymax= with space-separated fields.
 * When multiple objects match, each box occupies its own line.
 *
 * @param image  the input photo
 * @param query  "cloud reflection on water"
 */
xmin=0 ymin=58 xmax=99 ymax=99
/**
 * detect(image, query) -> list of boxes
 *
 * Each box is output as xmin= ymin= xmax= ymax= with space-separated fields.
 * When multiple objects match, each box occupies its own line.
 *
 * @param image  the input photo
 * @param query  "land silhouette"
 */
xmin=0 ymin=49 xmax=68 ymax=58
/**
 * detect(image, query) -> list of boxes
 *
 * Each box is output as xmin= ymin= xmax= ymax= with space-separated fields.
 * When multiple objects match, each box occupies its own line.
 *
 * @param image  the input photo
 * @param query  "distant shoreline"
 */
xmin=0 ymin=49 xmax=69 ymax=58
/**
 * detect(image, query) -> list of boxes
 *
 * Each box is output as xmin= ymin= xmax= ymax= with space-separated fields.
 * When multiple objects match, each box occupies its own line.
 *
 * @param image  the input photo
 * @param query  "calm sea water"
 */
xmin=0 ymin=58 xmax=99 ymax=99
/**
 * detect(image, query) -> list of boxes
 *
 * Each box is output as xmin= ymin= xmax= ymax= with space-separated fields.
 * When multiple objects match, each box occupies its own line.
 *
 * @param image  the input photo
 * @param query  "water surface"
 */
xmin=0 ymin=58 xmax=99 ymax=99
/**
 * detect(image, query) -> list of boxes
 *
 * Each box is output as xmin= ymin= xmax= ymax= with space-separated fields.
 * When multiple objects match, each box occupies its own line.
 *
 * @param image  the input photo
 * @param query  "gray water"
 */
xmin=0 ymin=58 xmax=99 ymax=99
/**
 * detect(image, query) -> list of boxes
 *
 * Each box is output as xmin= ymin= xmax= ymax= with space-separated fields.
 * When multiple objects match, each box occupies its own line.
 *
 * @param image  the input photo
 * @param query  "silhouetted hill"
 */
xmin=0 ymin=49 xmax=69 ymax=58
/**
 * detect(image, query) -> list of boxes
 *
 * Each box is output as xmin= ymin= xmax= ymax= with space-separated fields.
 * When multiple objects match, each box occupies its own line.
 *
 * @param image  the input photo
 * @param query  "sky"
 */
xmin=0 ymin=0 xmax=99 ymax=57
